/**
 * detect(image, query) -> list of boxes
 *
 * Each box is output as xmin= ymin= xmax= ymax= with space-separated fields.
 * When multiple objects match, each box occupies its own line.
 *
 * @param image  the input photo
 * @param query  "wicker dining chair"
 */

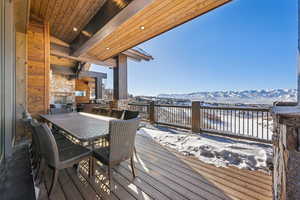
xmin=29 ymin=120 xmax=76 ymax=182
xmin=93 ymin=118 xmax=140 ymax=189
xmin=35 ymin=123 xmax=92 ymax=197
xmin=26 ymin=119 xmax=40 ymax=171
xmin=110 ymin=109 xmax=124 ymax=119
xmin=121 ymin=110 xmax=139 ymax=120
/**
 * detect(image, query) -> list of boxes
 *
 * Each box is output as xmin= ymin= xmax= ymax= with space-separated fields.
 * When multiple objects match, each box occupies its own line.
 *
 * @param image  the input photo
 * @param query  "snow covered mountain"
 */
xmin=158 ymin=89 xmax=297 ymax=104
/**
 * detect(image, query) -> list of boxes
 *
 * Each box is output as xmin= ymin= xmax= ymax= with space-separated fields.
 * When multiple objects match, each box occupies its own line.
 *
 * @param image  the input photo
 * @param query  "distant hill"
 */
xmin=158 ymin=89 xmax=297 ymax=104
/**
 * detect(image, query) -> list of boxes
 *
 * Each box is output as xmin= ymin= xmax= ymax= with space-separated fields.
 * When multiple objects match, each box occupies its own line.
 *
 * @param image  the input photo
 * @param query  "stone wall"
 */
xmin=50 ymin=71 xmax=75 ymax=104
xmin=272 ymin=107 xmax=300 ymax=200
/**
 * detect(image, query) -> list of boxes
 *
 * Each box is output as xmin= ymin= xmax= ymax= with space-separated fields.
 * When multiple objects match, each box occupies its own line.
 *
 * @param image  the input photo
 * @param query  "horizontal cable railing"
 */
xmin=154 ymin=104 xmax=191 ymax=129
xmin=127 ymin=102 xmax=273 ymax=143
xmin=199 ymin=106 xmax=272 ymax=142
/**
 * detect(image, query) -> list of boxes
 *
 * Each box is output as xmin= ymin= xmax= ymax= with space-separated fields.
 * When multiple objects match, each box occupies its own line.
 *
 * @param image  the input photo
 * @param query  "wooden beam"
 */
xmin=126 ymin=49 xmax=153 ymax=61
xmin=51 ymin=65 xmax=76 ymax=75
xmin=51 ymin=65 xmax=107 ymax=80
xmin=50 ymin=36 xmax=70 ymax=47
xmin=113 ymin=54 xmax=128 ymax=100
xmin=50 ymin=55 xmax=77 ymax=68
xmin=72 ymin=0 xmax=154 ymax=57
xmin=50 ymin=43 xmax=117 ymax=67
xmin=122 ymin=52 xmax=142 ymax=62
xmin=78 ymin=71 xmax=107 ymax=79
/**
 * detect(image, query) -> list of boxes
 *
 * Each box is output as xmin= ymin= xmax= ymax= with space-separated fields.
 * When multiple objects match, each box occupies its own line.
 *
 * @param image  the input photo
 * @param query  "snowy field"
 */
xmin=138 ymin=123 xmax=273 ymax=173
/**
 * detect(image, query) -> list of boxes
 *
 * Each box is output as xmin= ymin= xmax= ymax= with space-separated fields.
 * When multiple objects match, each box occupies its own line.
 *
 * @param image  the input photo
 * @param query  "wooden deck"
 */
xmin=40 ymin=135 xmax=272 ymax=200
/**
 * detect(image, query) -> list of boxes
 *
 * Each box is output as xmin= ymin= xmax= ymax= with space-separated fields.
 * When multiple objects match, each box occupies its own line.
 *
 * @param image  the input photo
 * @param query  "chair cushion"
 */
xmin=55 ymin=136 xmax=75 ymax=151
xmin=59 ymin=144 xmax=92 ymax=167
xmin=93 ymin=147 xmax=110 ymax=165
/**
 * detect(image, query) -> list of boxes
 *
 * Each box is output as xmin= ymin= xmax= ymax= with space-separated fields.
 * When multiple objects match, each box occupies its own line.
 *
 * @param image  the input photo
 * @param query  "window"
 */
xmin=75 ymin=91 xmax=86 ymax=97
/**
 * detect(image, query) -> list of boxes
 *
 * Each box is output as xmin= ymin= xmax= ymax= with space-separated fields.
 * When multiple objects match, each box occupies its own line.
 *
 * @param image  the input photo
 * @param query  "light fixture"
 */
xmin=73 ymin=27 xmax=78 ymax=32
xmin=140 ymin=26 xmax=145 ymax=30
xmin=106 ymin=47 xmax=110 ymax=50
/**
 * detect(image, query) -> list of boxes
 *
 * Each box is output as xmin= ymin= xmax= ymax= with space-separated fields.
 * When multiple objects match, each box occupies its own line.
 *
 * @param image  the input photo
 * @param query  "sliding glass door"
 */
xmin=0 ymin=0 xmax=4 ymax=164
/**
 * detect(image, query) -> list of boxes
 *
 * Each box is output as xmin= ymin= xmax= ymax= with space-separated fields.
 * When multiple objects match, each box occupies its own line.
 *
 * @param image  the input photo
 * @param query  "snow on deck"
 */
xmin=138 ymin=124 xmax=273 ymax=172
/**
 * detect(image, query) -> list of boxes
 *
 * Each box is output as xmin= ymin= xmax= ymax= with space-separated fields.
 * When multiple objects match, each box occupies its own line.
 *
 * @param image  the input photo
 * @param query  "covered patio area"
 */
xmin=1 ymin=0 xmax=299 ymax=200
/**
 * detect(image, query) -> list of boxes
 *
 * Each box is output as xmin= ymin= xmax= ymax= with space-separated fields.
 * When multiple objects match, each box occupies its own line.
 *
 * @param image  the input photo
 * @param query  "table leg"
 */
xmin=89 ymin=141 xmax=95 ymax=178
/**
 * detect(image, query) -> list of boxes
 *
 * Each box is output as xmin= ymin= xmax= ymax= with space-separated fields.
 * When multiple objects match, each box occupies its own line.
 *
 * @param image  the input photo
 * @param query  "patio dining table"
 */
xmin=39 ymin=112 xmax=116 ymax=176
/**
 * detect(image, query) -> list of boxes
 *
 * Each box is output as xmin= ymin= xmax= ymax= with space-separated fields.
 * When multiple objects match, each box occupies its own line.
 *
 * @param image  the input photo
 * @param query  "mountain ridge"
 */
xmin=157 ymin=89 xmax=297 ymax=104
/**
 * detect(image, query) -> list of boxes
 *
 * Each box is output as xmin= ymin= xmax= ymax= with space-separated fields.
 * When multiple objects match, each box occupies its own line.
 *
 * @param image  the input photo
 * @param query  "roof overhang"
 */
xmin=29 ymin=0 xmax=231 ymax=65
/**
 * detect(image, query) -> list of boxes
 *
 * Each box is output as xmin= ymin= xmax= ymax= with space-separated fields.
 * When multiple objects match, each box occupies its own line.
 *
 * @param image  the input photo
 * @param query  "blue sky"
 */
xmin=91 ymin=0 xmax=298 ymax=96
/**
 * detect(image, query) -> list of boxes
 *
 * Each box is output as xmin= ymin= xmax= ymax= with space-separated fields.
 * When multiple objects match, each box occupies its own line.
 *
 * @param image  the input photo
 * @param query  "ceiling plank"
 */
xmin=72 ymin=0 xmax=154 ymax=57
xmin=85 ymin=0 xmax=231 ymax=60
xmin=30 ymin=0 xmax=107 ymax=43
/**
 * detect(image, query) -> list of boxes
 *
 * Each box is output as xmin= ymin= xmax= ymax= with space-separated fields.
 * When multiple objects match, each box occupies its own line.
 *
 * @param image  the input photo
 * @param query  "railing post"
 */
xmin=149 ymin=101 xmax=155 ymax=124
xmin=272 ymin=106 xmax=300 ymax=200
xmin=192 ymin=101 xmax=201 ymax=132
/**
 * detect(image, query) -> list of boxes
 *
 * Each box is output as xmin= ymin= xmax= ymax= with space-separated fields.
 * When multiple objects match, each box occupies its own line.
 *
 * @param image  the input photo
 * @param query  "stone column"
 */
xmin=272 ymin=106 xmax=300 ymax=199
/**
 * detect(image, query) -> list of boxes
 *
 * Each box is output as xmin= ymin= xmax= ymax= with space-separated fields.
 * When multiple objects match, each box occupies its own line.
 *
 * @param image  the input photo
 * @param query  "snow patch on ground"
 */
xmin=137 ymin=125 xmax=273 ymax=172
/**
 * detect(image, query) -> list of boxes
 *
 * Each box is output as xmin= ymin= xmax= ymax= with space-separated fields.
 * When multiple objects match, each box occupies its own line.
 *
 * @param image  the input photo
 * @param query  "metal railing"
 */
xmin=127 ymin=103 xmax=149 ymax=120
xmin=154 ymin=104 xmax=191 ymax=129
xmin=199 ymin=105 xmax=272 ymax=142
xmin=127 ymin=102 xmax=273 ymax=143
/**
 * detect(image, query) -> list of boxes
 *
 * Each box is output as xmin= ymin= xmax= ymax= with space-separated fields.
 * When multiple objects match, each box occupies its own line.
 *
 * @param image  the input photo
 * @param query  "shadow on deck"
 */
xmin=40 ymin=135 xmax=272 ymax=200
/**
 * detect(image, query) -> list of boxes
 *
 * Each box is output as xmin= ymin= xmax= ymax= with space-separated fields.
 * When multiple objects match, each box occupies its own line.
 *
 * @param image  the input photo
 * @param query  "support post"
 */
xmin=95 ymin=77 xmax=103 ymax=99
xmin=113 ymin=54 xmax=128 ymax=101
xmin=191 ymin=101 xmax=201 ymax=132
xmin=148 ymin=101 xmax=155 ymax=124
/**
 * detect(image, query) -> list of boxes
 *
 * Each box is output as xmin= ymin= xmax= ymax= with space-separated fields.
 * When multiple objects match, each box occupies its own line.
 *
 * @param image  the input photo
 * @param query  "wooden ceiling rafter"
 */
xmin=50 ymin=43 xmax=117 ymax=67
xmin=70 ymin=0 xmax=132 ymax=53
xmin=50 ymin=35 xmax=152 ymax=66
xmin=71 ymin=0 xmax=153 ymax=57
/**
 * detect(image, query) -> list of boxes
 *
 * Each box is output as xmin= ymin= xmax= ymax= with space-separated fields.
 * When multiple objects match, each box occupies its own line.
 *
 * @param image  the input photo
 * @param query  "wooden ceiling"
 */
xmin=30 ymin=0 xmax=107 ymax=43
xmin=30 ymin=0 xmax=231 ymax=64
xmin=85 ymin=0 xmax=231 ymax=60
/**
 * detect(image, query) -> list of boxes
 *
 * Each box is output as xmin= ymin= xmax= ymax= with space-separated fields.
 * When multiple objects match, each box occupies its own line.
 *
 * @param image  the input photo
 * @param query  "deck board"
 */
xmin=40 ymin=135 xmax=272 ymax=200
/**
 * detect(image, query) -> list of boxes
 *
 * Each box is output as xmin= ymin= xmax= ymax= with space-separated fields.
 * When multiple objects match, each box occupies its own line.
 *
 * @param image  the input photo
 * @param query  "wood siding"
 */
xmin=27 ymin=19 xmax=50 ymax=116
xmin=75 ymin=79 xmax=91 ymax=103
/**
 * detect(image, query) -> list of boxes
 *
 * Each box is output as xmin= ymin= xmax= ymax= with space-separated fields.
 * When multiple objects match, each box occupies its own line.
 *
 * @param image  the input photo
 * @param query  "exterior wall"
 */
xmin=15 ymin=32 xmax=27 ymax=141
xmin=75 ymin=79 xmax=91 ymax=103
xmin=272 ymin=109 xmax=300 ymax=200
xmin=50 ymin=71 xmax=75 ymax=104
xmin=27 ymin=19 xmax=50 ymax=116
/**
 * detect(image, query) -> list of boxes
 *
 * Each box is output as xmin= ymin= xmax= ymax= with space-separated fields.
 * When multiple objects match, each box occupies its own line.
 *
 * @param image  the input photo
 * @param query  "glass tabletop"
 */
xmin=40 ymin=112 xmax=115 ymax=142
